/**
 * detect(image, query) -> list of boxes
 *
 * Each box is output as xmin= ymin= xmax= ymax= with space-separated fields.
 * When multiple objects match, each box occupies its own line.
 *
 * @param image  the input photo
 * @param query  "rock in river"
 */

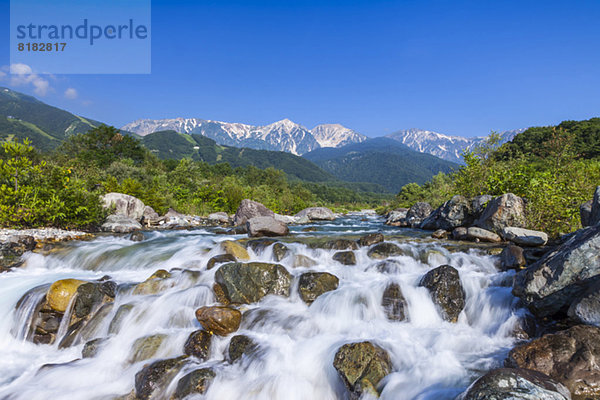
xmin=367 ymin=242 xmax=406 ymax=259
xmin=233 ymin=199 xmax=274 ymax=226
xmin=419 ymin=265 xmax=465 ymax=322
xmin=298 ymin=272 xmax=339 ymax=304
xmin=333 ymin=341 xmax=392 ymax=399
xmin=195 ymin=306 xmax=242 ymax=336
xmin=173 ymin=368 xmax=216 ymax=399
xmin=183 ymin=329 xmax=212 ymax=360
xmin=246 ymin=216 xmax=289 ymax=237
xmin=333 ymin=251 xmax=356 ymax=265
xmin=214 ymin=262 xmax=291 ymax=304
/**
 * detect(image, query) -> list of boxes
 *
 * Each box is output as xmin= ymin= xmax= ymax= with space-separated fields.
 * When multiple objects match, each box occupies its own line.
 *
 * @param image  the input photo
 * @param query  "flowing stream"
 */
xmin=0 ymin=213 xmax=525 ymax=400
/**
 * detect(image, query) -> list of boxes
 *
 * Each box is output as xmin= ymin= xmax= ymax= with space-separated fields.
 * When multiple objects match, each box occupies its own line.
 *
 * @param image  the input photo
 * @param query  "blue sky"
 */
xmin=1 ymin=0 xmax=599 ymax=137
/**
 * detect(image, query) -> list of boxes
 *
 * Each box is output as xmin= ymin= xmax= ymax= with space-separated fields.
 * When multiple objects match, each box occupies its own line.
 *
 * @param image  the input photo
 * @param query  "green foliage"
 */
xmin=0 ymin=138 xmax=105 ymax=228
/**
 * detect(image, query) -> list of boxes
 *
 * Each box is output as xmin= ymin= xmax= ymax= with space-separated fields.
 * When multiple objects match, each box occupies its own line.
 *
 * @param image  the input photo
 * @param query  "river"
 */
xmin=0 ymin=213 xmax=526 ymax=400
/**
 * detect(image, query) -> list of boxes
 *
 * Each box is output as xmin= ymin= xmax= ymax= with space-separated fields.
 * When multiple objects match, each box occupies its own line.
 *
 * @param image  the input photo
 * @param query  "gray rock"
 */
xmin=452 ymin=227 xmax=469 ymax=240
xmin=233 ymin=199 xmax=274 ymax=226
xmin=173 ymin=368 xmax=216 ymax=399
xmin=513 ymin=224 xmax=600 ymax=317
xmin=382 ymin=282 xmax=406 ymax=321
xmin=333 ymin=251 xmax=357 ymax=265
xmin=208 ymin=212 xmax=229 ymax=224
xmin=503 ymin=227 xmax=548 ymax=246
xmin=295 ymin=206 xmax=336 ymax=221
xmin=0 ymin=235 xmax=36 ymax=270
xmin=506 ymin=325 xmax=600 ymax=399
xmin=246 ymin=216 xmax=289 ymax=237
xmin=476 ymin=193 xmax=526 ymax=234
xmin=101 ymin=214 xmax=143 ymax=233
xmin=333 ymin=341 xmax=392 ymax=399
xmin=298 ymin=272 xmax=339 ymax=304
xmin=471 ymin=195 xmax=494 ymax=219
xmin=129 ymin=231 xmax=144 ymax=242
xmin=102 ymin=192 xmax=146 ymax=220
xmin=457 ymin=368 xmax=571 ymax=400
xmin=214 ymin=262 xmax=292 ymax=304
xmin=367 ymin=242 xmax=406 ymax=259
xmin=142 ymin=206 xmax=159 ymax=221
xmin=500 ymin=244 xmax=526 ymax=271
xmin=272 ymin=243 xmax=289 ymax=262
xmin=406 ymin=202 xmax=433 ymax=227
xmin=421 ymin=196 xmax=473 ymax=231
xmin=467 ymin=227 xmax=502 ymax=243
xmin=568 ymin=281 xmax=600 ymax=327
xmin=419 ymin=265 xmax=465 ymax=322
xmin=590 ymin=186 xmax=600 ymax=226
xmin=580 ymin=200 xmax=592 ymax=227
xmin=385 ymin=209 xmax=408 ymax=226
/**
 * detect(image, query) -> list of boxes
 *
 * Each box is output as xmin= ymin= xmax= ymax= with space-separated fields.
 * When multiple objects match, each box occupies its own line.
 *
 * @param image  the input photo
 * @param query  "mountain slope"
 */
xmin=386 ymin=128 xmax=524 ymax=163
xmin=141 ymin=130 xmax=337 ymax=182
xmin=123 ymin=118 xmax=367 ymax=155
xmin=0 ymin=87 xmax=101 ymax=150
xmin=303 ymin=137 xmax=458 ymax=192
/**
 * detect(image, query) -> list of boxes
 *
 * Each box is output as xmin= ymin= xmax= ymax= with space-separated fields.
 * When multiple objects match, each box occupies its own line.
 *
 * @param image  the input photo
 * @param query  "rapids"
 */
xmin=0 ymin=213 xmax=526 ymax=400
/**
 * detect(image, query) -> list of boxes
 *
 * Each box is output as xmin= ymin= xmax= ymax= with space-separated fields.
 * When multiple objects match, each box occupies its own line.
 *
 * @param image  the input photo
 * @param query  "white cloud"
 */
xmin=0 ymin=70 xmax=6 ymax=80
xmin=6 ymin=63 xmax=51 ymax=96
xmin=64 ymin=88 xmax=78 ymax=100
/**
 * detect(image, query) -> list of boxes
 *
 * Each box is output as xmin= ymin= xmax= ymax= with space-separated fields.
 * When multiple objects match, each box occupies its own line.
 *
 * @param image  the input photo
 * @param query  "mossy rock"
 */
xmin=220 ymin=240 xmax=250 ymax=261
xmin=214 ymin=262 xmax=291 ymax=304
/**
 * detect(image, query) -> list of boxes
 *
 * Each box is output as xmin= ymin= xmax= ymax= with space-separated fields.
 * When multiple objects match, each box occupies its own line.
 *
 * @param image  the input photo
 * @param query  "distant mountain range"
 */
xmin=386 ymin=128 xmax=526 ymax=163
xmin=304 ymin=138 xmax=458 ymax=192
xmin=122 ymin=118 xmax=367 ymax=155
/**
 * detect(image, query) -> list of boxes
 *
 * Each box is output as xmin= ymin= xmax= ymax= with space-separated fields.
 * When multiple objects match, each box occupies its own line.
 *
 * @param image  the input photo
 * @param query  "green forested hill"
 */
xmin=0 ymin=87 xmax=101 ymax=150
xmin=303 ymin=137 xmax=458 ymax=192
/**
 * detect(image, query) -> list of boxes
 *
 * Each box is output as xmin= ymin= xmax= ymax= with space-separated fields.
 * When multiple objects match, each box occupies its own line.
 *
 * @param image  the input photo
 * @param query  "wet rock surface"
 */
xmin=367 ymin=242 xmax=406 ymax=259
xmin=381 ymin=282 xmax=407 ymax=321
xmin=333 ymin=250 xmax=356 ymax=265
xmin=298 ymin=272 xmax=339 ymax=304
xmin=357 ymin=233 xmax=384 ymax=247
xmin=195 ymin=306 xmax=242 ymax=336
xmin=134 ymin=356 xmax=187 ymax=400
xmin=173 ymin=368 xmax=216 ymax=399
xmin=506 ymin=325 xmax=600 ymax=399
xmin=183 ymin=330 xmax=212 ymax=360
xmin=458 ymin=368 xmax=571 ymax=400
xmin=214 ymin=262 xmax=292 ymax=304
xmin=419 ymin=265 xmax=465 ymax=322
xmin=228 ymin=334 xmax=258 ymax=363
xmin=333 ymin=341 xmax=392 ymax=399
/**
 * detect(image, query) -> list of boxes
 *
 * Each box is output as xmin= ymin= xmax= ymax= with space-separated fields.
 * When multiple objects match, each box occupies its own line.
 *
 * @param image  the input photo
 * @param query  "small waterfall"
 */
xmin=0 ymin=215 xmax=525 ymax=400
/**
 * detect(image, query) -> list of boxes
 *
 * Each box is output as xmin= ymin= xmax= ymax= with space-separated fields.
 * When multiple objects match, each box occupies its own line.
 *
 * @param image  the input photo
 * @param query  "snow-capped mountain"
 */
xmin=311 ymin=124 xmax=367 ymax=148
xmin=386 ymin=128 xmax=525 ymax=163
xmin=122 ymin=118 xmax=367 ymax=155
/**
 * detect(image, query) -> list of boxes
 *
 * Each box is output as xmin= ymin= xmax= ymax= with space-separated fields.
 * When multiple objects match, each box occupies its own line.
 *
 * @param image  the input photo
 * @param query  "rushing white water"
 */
xmin=0 ymin=214 xmax=526 ymax=400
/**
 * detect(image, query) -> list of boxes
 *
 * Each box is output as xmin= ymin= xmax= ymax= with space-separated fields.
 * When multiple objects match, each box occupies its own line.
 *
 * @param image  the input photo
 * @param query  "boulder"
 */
xmin=420 ymin=195 xmax=473 ymax=231
xmin=134 ymin=357 xmax=187 ymax=400
xmin=589 ymin=186 xmax=600 ymax=226
xmin=432 ymin=229 xmax=448 ymax=239
xmin=293 ymin=255 xmax=318 ymax=268
xmin=132 ymin=269 xmax=174 ymax=296
xmin=195 ymin=306 xmax=242 ymax=336
xmin=333 ymin=251 xmax=357 ymax=265
xmin=173 ymin=368 xmax=216 ymax=399
xmin=367 ymin=242 xmax=406 ymax=259
xmin=457 ymin=368 xmax=571 ymax=400
xmin=295 ymin=206 xmax=335 ymax=221
xmin=452 ymin=227 xmax=469 ymax=241
xmin=129 ymin=231 xmax=144 ymax=242
xmin=220 ymin=240 xmax=250 ymax=261
xmin=129 ymin=334 xmax=167 ymax=363
xmin=183 ymin=330 xmax=212 ymax=360
xmin=142 ymin=206 xmax=159 ymax=221
xmin=471 ymin=194 xmax=494 ymax=219
xmin=467 ymin=227 xmax=502 ymax=243
xmin=503 ymin=227 xmax=548 ymax=247
xmin=214 ymin=262 xmax=292 ymax=304
xmin=274 ymin=213 xmax=307 ymax=224
xmin=208 ymin=212 xmax=229 ymax=224
xmin=162 ymin=208 xmax=193 ymax=228
xmin=47 ymin=279 xmax=87 ymax=313
xmin=206 ymin=254 xmax=236 ymax=270
xmin=102 ymin=192 xmax=146 ymax=220
xmin=319 ymin=239 xmax=359 ymax=250
xmin=385 ymin=209 xmax=408 ymax=227
xmin=419 ymin=265 xmax=465 ymax=322
xmin=228 ymin=334 xmax=258 ymax=363
xmin=246 ymin=216 xmax=289 ymax=237
xmin=333 ymin=341 xmax=392 ymax=399
xmin=513 ymin=224 xmax=600 ymax=317
xmin=357 ymin=233 xmax=384 ymax=247
xmin=476 ymin=193 xmax=526 ymax=234
xmin=500 ymin=244 xmax=526 ymax=271
xmin=567 ymin=281 xmax=600 ymax=327
xmin=272 ymin=243 xmax=289 ymax=262
xmin=581 ymin=200 xmax=593 ymax=227
xmin=233 ymin=199 xmax=274 ymax=226
xmin=0 ymin=235 xmax=36 ymax=271
xmin=506 ymin=325 xmax=600 ymax=399
xmin=298 ymin=272 xmax=339 ymax=304
xmin=82 ymin=338 xmax=106 ymax=358
xmin=381 ymin=282 xmax=406 ymax=321
xmin=101 ymin=214 xmax=143 ymax=233
xmin=406 ymin=202 xmax=433 ymax=227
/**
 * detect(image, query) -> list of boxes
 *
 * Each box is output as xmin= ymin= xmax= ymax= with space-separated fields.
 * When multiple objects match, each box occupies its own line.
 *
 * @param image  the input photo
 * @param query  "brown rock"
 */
xmin=195 ymin=306 xmax=242 ymax=336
